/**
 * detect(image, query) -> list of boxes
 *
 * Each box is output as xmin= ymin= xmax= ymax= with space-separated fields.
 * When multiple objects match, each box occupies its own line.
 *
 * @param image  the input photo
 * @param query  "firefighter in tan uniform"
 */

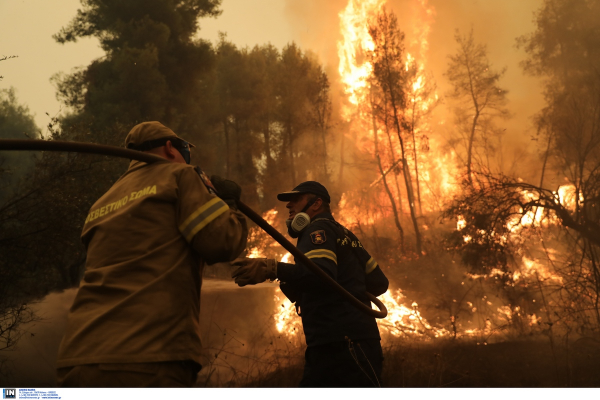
xmin=56 ymin=121 xmax=248 ymax=387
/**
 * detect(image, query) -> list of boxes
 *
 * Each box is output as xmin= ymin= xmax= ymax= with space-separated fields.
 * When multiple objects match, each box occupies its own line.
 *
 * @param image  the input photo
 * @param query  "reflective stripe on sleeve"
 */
xmin=365 ymin=257 xmax=378 ymax=274
xmin=305 ymin=249 xmax=337 ymax=265
xmin=179 ymin=197 xmax=229 ymax=242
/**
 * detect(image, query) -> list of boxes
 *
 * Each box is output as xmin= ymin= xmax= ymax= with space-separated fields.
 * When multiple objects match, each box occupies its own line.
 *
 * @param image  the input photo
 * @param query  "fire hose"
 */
xmin=0 ymin=139 xmax=387 ymax=319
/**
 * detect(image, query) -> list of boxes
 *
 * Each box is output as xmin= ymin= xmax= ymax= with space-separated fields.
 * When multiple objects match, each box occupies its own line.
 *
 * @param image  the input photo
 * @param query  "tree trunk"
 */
xmin=383 ymin=99 xmax=404 ymax=212
xmin=387 ymin=88 xmax=422 ymax=254
xmin=539 ymin=125 xmax=552 ymax=188
xmin=466 ymin=110 xmax=480 ymax=186
xmin=374 ymin=34 xmax=422 ymax=253
xmin=338 ymin=127 xmax=346 ymax=184
xmin=410 ymin=101 xmax=423 ymax=215
xmin=371 ymin=90 xmax=405 ymax=252
xmin=320 ymin=126 xmax=328 ymax=181
xmin=223 ymin=117 xmax=230 ymax=178
xmin=286 ymin=118 xmax=296 ymax=183
xmin=234 ymin=117 xmax=242 ymax=181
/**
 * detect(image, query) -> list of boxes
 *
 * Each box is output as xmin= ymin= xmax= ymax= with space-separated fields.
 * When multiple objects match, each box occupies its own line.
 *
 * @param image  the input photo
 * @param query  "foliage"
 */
xmin=507 ymin=0 xmax=600 ymax=332
xmin=210 ymin=38 xmax=333 ymax=210
xmin=443 ymin=172 xmax=600 ymax=334
xmin=518 ymin=0 xmax=600 ymax=192
xmin=445 ymin=29 xmax=510 ymax=183
xmin=52 ymin=0 xmax=221 ymax=139
xmin=0 ymin=122 xmax=128 ymax=367
xmin=0 ymin=88 xmax=41 ymax=203
xmin=0 ymin=88 xmax=42 ymax=370
xmin=517 ymin=0 xmax=600 ymax=83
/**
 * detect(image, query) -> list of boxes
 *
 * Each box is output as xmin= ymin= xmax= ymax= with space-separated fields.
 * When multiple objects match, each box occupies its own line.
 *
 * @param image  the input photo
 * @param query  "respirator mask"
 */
xmin=286 ymin=197 xmax=317 ymax=238
xmin=172 ymin=140 xmax=191 ymax=164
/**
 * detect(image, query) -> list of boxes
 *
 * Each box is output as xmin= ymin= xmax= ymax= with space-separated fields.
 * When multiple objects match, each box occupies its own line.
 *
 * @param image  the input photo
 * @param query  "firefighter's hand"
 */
xmin=231 ymin=258 xmax=277 ymax=286
xmin=210 ymin=175 xmax=241 ymax=209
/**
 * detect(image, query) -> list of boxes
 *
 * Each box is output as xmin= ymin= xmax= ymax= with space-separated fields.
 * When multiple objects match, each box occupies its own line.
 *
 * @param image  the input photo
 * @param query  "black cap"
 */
xmin=277 ymin=181 xmax=331 ymax=203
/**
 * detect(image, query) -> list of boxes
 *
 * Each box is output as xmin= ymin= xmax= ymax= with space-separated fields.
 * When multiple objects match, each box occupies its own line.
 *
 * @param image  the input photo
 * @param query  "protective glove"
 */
xmin=231 ymin=257 xmax=277 ymax=286
xmin=210 ymin=175 xmax=242 ymax=209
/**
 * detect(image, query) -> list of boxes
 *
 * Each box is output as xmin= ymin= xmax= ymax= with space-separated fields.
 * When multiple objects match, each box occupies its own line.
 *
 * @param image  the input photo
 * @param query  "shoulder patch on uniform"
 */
xmin=310 ymin=230 xmax=326 ymax=244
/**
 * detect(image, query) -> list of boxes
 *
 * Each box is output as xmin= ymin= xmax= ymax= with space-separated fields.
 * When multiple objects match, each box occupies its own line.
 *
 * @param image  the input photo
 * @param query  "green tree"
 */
xmin=306 ymin=62 xmax=332 ymax=184
xmin=445 ymin=29 xmax=509 ymax=185
xmin=211 ymin=40 xmax=333 ymax=210
xmin=212 ymin=37 xmax=264 ymax=208
xmin=53 ymin=0 xmax=221 ymax=144
xmin=246 ymin=44 xmax=284 ymax=209
xmin=276 ymin=44 xmax=329 ymax=185
xmin=518 ymin=0 xmax=600 ymax=328
xmin=0 ymin=88 xmax=40 ymax=372
xmin=518 ymin=0 xmax=600 ymax=190
xmin=0 ymin=88 xmax=41 ymax=203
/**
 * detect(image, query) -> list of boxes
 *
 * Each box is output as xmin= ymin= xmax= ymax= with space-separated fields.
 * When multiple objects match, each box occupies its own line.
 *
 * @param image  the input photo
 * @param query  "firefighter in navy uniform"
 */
xmin=232 ymin=181 xmax=389 ymax=387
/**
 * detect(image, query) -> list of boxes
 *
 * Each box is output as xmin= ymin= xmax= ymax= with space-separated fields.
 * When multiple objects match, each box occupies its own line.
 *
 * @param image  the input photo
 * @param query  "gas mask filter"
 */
xmin=286 ymin=213 xmax=311 ymax=238
xmin=286 ymin=197 xmax=317 ymax=238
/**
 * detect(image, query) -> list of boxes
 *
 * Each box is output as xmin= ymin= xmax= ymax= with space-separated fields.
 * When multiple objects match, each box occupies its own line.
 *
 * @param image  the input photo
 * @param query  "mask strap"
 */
xmin=301 ymin=197 xmax=318 ymax=213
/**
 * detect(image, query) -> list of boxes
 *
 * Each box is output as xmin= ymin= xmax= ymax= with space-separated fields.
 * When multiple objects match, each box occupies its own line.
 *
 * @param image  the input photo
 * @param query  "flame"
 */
xmin=517 ymin=256 xmax=563 ymax=284
xmin=273 ymin=0 xmax=562 ymax=342
xmin=274 ymin=288 xmax=302 ymax=337
xmin=337 ymin=0 xmax=459 ymax=224
xmin=456 ymin=215 xmax=466 ymax=230
xmin=333 ymin=0 xmax=456 ymax=339
xmin=377 ymin=289 xmax=448 ymax=338
xmin=556 ymin=183 xmax=582 ymax=212
xmin=337 ymin=0 xmax=386 ymax=117
xmin=273 ymin=286 xmax=451 ymax=341
xmin=246 ymin=209 xmax=286 ymax=259
xmin=281 ymin=252 xmax=292 ymax=263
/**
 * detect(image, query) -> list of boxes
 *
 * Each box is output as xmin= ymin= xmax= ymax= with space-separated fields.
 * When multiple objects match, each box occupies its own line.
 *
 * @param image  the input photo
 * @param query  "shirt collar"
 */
xmin=311 ymin=211 xmax=334 ymax=222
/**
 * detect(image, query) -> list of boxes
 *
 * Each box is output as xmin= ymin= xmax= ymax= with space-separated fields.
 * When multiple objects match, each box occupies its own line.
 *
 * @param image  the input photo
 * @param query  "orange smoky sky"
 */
xmin=0 ymin=0 xmax=296 ymax=131
xmin=285 ymin=0 xmax=546 ymax=175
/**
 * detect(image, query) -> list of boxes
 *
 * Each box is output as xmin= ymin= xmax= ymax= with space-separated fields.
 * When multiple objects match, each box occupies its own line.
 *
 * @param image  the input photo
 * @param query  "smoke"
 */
xmin=0 ymin=290 xmax=75 ymax=387
xmin=1 ymin=282 xmax=303 ymax=387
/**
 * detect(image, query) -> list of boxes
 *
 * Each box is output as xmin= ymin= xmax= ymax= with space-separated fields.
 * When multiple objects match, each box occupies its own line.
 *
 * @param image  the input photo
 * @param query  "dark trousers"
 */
xmin=299 ymin=339 xmax=383 ymax=387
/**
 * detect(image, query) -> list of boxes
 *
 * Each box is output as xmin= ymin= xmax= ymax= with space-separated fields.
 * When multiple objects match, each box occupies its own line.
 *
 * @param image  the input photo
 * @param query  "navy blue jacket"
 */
xmin=277 ymin=212 xmax=389 ymax=347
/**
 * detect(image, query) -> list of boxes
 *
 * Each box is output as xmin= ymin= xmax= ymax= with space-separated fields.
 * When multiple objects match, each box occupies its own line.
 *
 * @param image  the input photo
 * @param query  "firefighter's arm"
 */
xmin=177 ymin=167 xmax=248 ymax=264
xmin=276 ymin=222 xmax=338 ymax=293
xmin=362 ymin=253 xmax=389 ymax=296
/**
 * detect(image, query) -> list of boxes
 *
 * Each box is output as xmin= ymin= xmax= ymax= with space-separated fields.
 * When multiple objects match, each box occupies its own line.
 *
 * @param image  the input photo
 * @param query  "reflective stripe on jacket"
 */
xmin=57 ymin=159 xmax=247 ymax=368
xmin=277 ymin=212 xmax=388 ymax=347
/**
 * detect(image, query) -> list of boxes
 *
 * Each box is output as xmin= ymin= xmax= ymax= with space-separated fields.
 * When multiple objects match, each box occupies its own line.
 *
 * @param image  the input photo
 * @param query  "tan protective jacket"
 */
xmin=56 ymin=160 xmax=247 ymax=368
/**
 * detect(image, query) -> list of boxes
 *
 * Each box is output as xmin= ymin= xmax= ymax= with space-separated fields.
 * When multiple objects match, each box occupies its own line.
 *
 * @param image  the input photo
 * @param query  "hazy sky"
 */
xmin=0 ymin=0 xmax=295 ymax=131
xmin=1 ymin=0 xmax=545 ymax=147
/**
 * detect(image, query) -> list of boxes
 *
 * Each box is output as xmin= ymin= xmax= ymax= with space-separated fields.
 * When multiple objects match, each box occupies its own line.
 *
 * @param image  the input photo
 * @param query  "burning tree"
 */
xmin=368 ymin=7 xmax=427 ymax=254
xmin=336 ymin=0 xmax=452 ymax=258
